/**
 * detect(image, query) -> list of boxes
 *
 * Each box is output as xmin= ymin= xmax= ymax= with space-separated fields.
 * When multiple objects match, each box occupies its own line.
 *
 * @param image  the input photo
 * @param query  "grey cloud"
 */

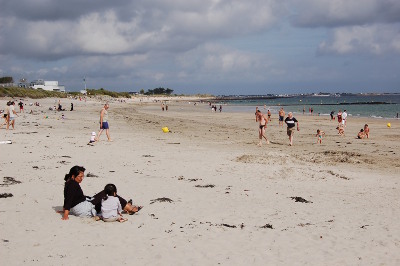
xmin=0 ymin=0 xmax=129 ymax=21
xmin=290 ymin=0 xmax=400 ymax=27
xmin=0 ymin=0 xmax=284 ymax=60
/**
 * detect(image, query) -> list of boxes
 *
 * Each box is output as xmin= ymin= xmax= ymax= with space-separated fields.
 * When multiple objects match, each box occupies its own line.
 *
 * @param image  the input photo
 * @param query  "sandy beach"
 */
xmin=1 ymin=97 xmax=399 ymax=265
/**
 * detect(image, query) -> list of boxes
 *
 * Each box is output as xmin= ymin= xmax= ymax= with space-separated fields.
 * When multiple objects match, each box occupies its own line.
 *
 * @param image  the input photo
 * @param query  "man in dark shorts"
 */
xmin=278 ymin=108 xmax=285 ymax=127
xmin=284 ymin=112 xmax=299 ymax=146
xmin=96 ymin=103 xmax=112 ymax=141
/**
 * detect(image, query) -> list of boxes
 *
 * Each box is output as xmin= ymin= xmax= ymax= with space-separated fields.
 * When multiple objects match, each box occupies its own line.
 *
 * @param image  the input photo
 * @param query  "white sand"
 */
xmin=0 ymin=97 xmax=399 ymax=265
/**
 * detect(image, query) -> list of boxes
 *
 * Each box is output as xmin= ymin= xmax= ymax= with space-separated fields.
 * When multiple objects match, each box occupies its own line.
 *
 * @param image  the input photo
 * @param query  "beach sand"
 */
xmin=1 ymin=97 xmax=399 ymax=265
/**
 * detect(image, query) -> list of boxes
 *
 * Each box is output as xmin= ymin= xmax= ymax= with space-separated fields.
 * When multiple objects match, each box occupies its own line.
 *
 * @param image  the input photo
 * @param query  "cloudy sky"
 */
xmin=0 ymin=0 xmax=399 ymax=94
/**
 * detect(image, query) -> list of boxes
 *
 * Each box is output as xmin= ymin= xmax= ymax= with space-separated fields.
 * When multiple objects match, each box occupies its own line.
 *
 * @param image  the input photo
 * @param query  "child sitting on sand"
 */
xmin=357 ymin=129 xmax=365 ymax=139
xmin=336 ymin=125 xmax=345 ymax=136
xmin=316 ymin=129 xmax=325 ymax=144
xmin=363 ymin=124 xmax=370 ymax=138
xmin=101 ymin=184 xmax=127 ymax=223
xmin=89 ymin=132 xmax=96 ymax=144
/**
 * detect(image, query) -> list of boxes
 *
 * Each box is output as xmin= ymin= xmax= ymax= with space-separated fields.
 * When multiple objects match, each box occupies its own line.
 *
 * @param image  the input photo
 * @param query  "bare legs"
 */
xmin=288 ymin=134 xmax=293 ymax=146
xmin=97 ymin=129 xmax=111 ymax=141
xmin=258 ymin=127 xmax=269 ymax=146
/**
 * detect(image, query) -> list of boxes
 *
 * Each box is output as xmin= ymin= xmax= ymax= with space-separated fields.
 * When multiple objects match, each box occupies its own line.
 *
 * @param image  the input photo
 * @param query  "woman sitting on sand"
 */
xmin=61 ymin=165 xmax=141 ymax=220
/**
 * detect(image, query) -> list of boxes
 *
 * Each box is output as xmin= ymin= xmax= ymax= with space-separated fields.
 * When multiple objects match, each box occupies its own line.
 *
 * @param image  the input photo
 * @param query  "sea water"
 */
xmin=217 ymin=94 xmax=400 ymax=119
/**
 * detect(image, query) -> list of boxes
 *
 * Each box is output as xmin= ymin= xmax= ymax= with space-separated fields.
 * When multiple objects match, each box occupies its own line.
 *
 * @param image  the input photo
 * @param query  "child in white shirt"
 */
xmin=101 ymin=184 xmax=127 ymax=222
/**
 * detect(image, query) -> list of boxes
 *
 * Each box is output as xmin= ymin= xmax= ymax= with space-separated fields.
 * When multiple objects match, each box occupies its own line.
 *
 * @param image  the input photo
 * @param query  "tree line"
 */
xmin=141 ymin=87 xmax=174 ymax=95
xmin=0 ymin=76 xmax=14 ymax=83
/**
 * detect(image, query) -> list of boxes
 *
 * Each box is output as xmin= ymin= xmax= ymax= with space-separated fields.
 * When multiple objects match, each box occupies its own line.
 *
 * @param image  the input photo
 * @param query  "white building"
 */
xmin=30 ymin=79 xmax=65 ymax=92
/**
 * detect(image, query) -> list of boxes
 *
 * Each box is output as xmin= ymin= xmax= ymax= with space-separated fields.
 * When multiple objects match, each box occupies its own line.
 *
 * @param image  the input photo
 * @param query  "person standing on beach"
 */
xmin=18 ymin=101 xmax=24 ymax=113
xmin=278 ymin=108 xmax=285 ymax=127
xmin=96 ymin=103 xmax=112 ymax=142
xmin=337 ymin=110 xmax=343 ymax=126
xmin=7 ymin=101 xmax=18 ymax=130
xmin=267 ymin=109 xmax=271 ymax=121
xmin=330 ymin=111 xmax=335 ymax=120
xmin=255 ymin=109 xmax=270 ymax=146
xmin=342 ymin=110 xmax=348 ymax=127
xmin=285 ymin=112 xmax=299 ymax=146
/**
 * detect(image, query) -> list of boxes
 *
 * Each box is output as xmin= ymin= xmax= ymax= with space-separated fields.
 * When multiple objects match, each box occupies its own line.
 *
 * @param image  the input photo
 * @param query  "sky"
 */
xmin=0 ymin=0 xmax=399 ymax=95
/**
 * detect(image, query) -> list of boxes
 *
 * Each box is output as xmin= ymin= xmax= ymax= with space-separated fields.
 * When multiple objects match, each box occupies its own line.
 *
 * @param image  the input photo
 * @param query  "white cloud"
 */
xmin=318 ymin=24 xmax=400 ymax=55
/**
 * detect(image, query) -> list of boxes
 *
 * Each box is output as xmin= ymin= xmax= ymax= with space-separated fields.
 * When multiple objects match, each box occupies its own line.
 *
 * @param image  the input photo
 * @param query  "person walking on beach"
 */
xmin=267 ymin=109 xmax=271 ymax=121
xmin=96 ymin=103 xmax=112 ymax=142
xmin=285 ymin=112 xmax=299 ymax=146
xmin=256 ymin=109 xmax=270 ymax=146
xmin=278 ymin=108 xmax=285 ymax=127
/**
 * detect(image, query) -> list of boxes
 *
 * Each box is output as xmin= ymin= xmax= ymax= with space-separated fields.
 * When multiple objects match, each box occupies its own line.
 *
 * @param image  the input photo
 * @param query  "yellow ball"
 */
xmin=387 ymin=123 xmax=391 ymax=128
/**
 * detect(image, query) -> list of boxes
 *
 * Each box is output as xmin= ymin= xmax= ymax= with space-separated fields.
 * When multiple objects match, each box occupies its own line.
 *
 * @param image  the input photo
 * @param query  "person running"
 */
xmin=284 ymin=112 xmax=299 ymax=146
xmin=96 ymin=103 xmax=112 ymax=141
xmin=278 ymin=108 xmax=285 ymax=127
xmin=255 ymin=109 xmax=270 ymax=146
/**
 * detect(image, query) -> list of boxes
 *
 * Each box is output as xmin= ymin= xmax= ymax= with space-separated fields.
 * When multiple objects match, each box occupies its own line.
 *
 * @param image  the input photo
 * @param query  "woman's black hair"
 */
xmin=103 ymin=183 xmax=117 ymax=201
xmin=64 ymin=165 xmax=86 ymax=182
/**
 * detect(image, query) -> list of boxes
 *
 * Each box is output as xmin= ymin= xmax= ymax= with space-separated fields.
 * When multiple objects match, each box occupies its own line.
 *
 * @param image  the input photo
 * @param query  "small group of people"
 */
xmin=161 ymin=103 xmax=168 ymax=111
xmin=1 ymin=101 xmax=19 ymax=130
xmin=357 ymin=124 xmax=370 ymax=139
xmin=61 ymin=165 xmax=142 ymax=222
xmin=256 ymin=107 xmax=299 ymax=146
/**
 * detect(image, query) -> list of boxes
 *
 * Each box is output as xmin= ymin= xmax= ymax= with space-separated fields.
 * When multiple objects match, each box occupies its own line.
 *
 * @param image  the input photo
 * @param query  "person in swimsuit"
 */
xmin=278 ymin=108 xmax=285 ymax=127
xmin=363 ymin=124 xmax=370 ymax=138
xmin=357 ymin=129 xmax=365 ymax=139
xmin=267 ymin=109 xmax=271 ymax=121
xmin=96 ymin=103 xmax=112 ymax=141
xmin=316 ymin=129 xmax=325 ymax=144
xmin=255 ymin=109 xmax=270 ymax=146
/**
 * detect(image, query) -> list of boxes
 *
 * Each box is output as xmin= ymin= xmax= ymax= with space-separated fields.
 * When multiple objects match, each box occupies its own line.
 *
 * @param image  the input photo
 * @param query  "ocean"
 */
xmin=216 ymin=94 xmax=400 ymax=119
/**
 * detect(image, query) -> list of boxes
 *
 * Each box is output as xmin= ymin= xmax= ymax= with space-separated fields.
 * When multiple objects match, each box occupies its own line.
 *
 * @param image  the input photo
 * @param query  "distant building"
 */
xmin=30 ymin=79 xmax=65 ymax=92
